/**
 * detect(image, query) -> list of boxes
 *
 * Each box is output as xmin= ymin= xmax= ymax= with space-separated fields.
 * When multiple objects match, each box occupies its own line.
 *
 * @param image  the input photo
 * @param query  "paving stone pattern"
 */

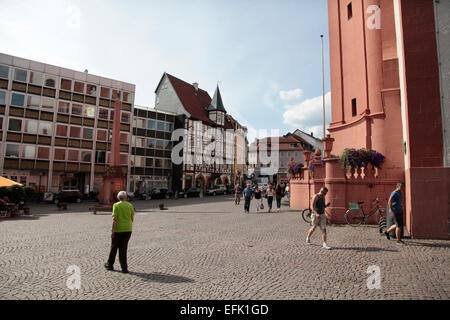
xmin=0 ymin=196 xmax=448 ymax=300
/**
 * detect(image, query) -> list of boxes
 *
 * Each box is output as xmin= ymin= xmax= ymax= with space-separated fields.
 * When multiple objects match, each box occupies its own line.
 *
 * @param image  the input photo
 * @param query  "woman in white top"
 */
xmin=266 ymin=185 xmax=276 ymax=213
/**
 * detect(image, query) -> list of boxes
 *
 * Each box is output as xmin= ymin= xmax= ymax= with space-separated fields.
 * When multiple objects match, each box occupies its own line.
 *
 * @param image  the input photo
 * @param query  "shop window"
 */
xmin=11 ymin=93 xmax=25 ymax=107
xmin=27 ymin=95 xmax=40 ymax=108
xmin=56 ymin=124 xmax=68 ymax=137
xmin=23 ymin=119 xmax=38 ymax=134
xmin=14 ymin=68 xmax=27 ymax=82
xmin=71 ymin=103 xmax=83 ymax=116
xmin=61 ymin=79 xmax=72 ymax=91
xmin=37 ymin=146 xmax=50 ymax=159
xmin=0 ymin=65 xmax=9 ymax=79
xmin=54 ymin=148 xmax=66 ymax=161
xmin=39 ymin=122 xmax=53 ymax=136
xmin=29 ymin=71 xmax=43 ymax=86
xmin=6 ymin=144 xmax=20 ymax=157
xmin=8 ymin=118 xmax=22 ymax=132
xmin=58 ymin=101 xmax=70 ymax=114
xmin=69 ymin=126 xmax=81 ymax=138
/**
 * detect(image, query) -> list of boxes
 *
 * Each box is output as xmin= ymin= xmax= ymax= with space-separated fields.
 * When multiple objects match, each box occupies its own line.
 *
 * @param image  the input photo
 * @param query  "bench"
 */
xmin=90 ymin=206 xmax=113 ymax=215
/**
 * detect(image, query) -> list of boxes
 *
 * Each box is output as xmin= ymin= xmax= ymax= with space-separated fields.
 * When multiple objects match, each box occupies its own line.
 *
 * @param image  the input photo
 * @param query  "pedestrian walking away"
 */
xmin=234 ymin=184 xmax=242 ymax=205
xmin=254 ymin=186 xmax=262 ymax=213
xmin=266 ymin=184 xmax=275 ymax=213
xmin=105 ymin=191 xmax=135 ymax=273
xmin=384 ymin=182 xmax=406 ymax=245
xmin=275 ymin=184 xmax=284 ymax=212
xmin=306 ymin=187 xmax=332 ymax=250
xmin=243 ymin=183 xmax=254 ymax=213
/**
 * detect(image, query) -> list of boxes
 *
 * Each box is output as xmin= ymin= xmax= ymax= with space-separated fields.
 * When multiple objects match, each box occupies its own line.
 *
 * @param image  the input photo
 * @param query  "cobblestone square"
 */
xmin=0 ymin=196 xmax=448 ymax=300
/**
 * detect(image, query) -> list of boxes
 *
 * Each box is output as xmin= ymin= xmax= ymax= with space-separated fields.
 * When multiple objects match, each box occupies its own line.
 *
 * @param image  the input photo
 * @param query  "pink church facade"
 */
xmin=290 ymin=0 xmax=449 ymax=240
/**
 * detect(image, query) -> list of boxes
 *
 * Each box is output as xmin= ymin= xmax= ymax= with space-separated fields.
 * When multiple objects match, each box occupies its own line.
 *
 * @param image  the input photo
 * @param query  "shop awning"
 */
xmin=0 ymin=177 xmax=23 ymax=188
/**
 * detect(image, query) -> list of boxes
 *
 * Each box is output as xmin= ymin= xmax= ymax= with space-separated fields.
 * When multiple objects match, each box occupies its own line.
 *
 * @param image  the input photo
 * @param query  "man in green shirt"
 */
xmin=104 ymin=191 xmax=135 ymax=273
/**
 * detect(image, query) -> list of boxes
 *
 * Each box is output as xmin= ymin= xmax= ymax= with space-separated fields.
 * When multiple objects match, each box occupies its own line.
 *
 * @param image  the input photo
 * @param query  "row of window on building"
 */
xmin=0 ymin=64 xmax=133 ymax=102
xmin=2 ymin=142 xmax=172 ymax=168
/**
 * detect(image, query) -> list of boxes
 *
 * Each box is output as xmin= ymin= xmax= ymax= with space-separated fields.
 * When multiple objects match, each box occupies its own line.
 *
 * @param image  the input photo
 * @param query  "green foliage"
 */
xmin=0 ymin=185 xmax=35 ymax=204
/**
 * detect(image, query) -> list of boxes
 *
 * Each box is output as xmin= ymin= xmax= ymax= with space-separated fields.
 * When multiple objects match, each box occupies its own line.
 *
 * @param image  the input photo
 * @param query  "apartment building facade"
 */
xmin=0 ymin=53 xmax=135 ymax=194
xmin=130 ymin=105 xmax=175 ymax=193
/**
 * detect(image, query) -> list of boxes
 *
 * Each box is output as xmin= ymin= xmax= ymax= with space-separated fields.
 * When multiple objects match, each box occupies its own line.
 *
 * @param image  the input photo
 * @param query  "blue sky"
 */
xmin=0 ymin=0 xmax=331 ymax=142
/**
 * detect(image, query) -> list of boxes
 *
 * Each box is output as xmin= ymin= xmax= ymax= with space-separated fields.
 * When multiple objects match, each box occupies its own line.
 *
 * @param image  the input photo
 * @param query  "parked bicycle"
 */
xmin=344 ymin=198 xmax=386 ymax=227
xmin=301 ymin=207 xmax=330 ymax=224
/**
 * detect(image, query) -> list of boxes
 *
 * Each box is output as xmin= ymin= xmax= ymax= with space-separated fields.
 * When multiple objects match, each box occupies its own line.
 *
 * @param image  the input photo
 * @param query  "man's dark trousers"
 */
xmin=244 ymin=197 xmax=251 ymax=212
xmin=108 ymin=232 xmax=132 ymax=270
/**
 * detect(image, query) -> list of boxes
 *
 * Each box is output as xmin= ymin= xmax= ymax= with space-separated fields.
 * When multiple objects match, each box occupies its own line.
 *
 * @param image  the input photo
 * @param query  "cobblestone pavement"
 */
xmin=0 ymin=196 xmax=448 ymax=300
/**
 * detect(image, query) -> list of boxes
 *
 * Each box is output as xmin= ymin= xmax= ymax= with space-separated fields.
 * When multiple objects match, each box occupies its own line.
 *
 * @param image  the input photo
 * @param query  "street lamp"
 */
xmin=321 ymin=34 xmax=326 ymax=139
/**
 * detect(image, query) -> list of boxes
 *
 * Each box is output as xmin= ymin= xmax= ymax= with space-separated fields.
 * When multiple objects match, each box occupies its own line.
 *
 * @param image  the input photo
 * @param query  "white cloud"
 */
xmin=283 ymin=91 xmax=332 ymax=139
xmin=279 ymin=88 xmax=303 ymax=101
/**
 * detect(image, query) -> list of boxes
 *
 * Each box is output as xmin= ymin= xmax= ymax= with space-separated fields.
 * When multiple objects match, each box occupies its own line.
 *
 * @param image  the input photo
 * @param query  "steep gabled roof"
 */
xmin=163 ymin=73 xmax=215 ymax=125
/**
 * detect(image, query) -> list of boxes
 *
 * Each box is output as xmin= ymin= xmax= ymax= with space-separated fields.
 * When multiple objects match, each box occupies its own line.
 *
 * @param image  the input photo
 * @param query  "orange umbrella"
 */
xmin=0 ymin=177 xmax=22 ymax=187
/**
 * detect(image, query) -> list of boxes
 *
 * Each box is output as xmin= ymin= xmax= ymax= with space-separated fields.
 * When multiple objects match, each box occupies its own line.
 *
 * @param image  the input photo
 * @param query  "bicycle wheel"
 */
xmin=302 ymin=208 xmax=313 ymax=224
xmin=345 ymin=209 xmax=364 ymax=226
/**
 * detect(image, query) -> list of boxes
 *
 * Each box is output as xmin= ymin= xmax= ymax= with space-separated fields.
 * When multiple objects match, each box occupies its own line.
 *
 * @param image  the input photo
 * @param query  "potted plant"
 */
xmin=339 ymin=148 xmax=385 ymax=170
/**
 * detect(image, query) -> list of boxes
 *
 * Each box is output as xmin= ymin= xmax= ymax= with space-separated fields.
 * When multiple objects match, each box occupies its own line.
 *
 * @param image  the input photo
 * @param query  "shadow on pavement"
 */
xmin=404 ymin=241 xmax=450 ymax=249
xmin=334 ymin=246 xmax=399 ymax=252
xmin=130 ymin=272 xmax=195 ymax=283
xmin=0 ymin=215 xmax=47 ymax=222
